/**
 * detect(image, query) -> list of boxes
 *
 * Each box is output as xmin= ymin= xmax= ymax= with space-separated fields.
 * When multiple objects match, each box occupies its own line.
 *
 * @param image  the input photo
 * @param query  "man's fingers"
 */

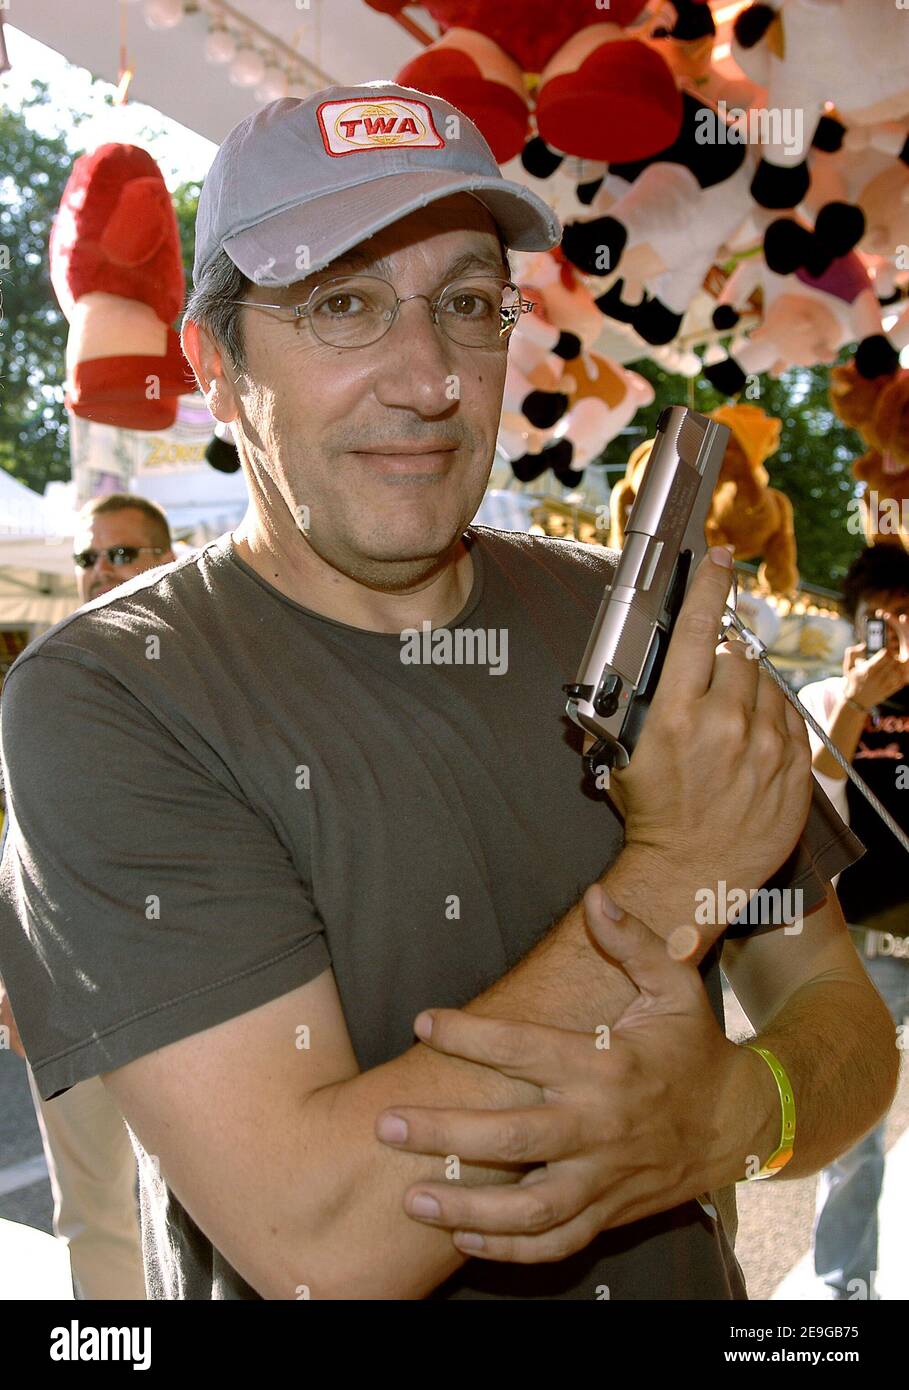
xmin=401 ymin=1165 xmax=594 ymax=1237
xmin=651 ymin=549 xmax=736 ymax=710
xmin=375 ymin=1103 xmax=581 ymax=1165
xmin=410 ymin=1008 xmax=589 ymax=1089
xmin=708 ymin=639 xmax=760 ymax=709
xmin=583 ymin=885 xmax=703 ymax=1000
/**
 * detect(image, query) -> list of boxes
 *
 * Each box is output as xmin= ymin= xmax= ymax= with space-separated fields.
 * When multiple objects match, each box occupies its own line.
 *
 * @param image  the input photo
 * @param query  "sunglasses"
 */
xmin=73 ymin=546 xmax=166 ymax=570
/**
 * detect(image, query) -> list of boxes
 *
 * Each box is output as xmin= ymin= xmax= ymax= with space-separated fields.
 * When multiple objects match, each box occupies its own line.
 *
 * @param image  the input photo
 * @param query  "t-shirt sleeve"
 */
xmin=0 ymin=651 xmax=331 ymax=1101
xmin=723 ymin=771 xmax=866 ymax=938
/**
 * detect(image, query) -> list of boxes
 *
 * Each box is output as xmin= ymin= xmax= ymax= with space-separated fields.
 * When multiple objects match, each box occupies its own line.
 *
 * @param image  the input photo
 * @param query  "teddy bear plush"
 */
xmin=830 ymin=363 xmax=909 ymax=547
xmin=48 ymin=143 xmax=192 ymax=430
xmin=607 ymin=404 xmax=799 ymax=594
xmin=704 ymin=403 xmax=799 ymax=595
xmin=850 ymin=447 xmax=909 ymax=548
xmin=363 ymin=0 xmax=683 ymax=167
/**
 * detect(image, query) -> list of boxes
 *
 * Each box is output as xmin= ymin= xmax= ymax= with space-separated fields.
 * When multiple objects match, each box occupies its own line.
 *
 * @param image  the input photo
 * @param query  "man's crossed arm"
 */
xmin=101 ymin=869 xmax=898 ymax=1298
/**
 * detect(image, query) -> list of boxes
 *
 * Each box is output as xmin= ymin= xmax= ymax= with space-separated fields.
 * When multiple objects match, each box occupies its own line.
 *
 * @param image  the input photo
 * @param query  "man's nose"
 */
xmin=372 ymin=297 xmax=457 ymax=415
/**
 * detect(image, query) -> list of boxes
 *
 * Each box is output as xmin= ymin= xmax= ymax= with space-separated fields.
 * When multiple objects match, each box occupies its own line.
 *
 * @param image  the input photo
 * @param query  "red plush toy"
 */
xmin=363 ymin=0 xmax=684 ymax=166
xmin=49 ymin=143 xmax=192 ymax=431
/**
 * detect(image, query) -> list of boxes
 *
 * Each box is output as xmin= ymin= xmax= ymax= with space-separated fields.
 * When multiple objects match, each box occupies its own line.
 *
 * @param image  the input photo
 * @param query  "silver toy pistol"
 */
xmin=563 ymin=406 xmax=730 ymax=774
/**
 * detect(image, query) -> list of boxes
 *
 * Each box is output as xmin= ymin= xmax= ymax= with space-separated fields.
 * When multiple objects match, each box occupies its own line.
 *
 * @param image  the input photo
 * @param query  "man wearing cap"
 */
xmin=0 ymin=84 xmax=897 ymax=1301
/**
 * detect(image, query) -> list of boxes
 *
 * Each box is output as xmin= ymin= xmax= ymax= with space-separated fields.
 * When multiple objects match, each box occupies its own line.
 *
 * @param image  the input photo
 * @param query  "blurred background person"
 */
xmin=0 ymin=493 xmax=175 ymax=1300
xmin=73 ymin=493 xmax=174 ymax=603
xmin=798 ymin=543 xmax=909 ymax=1300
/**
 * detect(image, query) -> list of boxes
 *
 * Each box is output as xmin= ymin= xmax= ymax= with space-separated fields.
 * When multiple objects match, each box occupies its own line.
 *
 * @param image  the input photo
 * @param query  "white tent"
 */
xmin=0 ymin=473 xmax=78 ymax=630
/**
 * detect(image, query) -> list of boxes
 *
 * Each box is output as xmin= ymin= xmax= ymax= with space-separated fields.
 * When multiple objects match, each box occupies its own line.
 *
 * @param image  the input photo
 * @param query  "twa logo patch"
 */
xmin=317 ymin=98 xmax=445 ymax=156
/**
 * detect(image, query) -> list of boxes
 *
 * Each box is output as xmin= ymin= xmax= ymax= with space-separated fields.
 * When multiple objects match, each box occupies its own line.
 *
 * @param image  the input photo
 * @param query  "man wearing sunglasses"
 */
xmin=0 ymin=82 xmax=895 ymax=1303
xmin=72 ymin=494 xmax=175 ymax=605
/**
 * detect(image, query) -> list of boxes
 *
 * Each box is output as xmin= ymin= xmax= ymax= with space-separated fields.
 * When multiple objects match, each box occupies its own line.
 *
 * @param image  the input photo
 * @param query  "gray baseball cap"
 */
xmin=193 ymin=80 xmax=562 ymax=288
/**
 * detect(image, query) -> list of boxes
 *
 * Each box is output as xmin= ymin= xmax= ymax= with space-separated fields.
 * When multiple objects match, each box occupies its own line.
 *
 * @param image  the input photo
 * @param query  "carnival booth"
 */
xmin=4 ymin=0 xmax=909 ymax=1318
xmin=12 ymin=1 xmax=909 ymax=639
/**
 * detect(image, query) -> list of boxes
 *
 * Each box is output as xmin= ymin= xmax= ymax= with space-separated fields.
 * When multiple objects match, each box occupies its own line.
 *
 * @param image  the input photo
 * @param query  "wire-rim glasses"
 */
xmin=228 ymin=274 xmax=535 ymax=349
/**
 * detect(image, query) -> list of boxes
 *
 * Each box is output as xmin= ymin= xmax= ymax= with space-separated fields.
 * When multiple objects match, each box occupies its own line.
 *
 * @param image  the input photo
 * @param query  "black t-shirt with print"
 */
xmin=836 ymin=684 xmax=909 ymax=928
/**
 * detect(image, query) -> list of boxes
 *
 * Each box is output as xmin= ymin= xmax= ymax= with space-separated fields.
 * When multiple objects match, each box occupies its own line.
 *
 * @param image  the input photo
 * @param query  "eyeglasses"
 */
xmin=228 ymin=274 xmax=535 ymax=350
xmin=73 ymin=546 xmax=166 ymax=569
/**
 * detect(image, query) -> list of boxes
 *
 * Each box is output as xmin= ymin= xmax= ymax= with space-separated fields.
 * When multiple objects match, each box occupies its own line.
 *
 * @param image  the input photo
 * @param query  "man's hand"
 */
xmin=375 ymin=887 xmax=755 ymax=1264
xmin=0 ymin=981 xmax=26 ymax=1059
xmin=603 ymin=547 xmax=814 ymax=936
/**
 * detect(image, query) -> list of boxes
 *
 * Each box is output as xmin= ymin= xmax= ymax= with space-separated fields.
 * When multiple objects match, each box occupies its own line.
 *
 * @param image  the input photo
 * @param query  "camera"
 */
xmin=864 ymin=616 xmax=887 ymax=655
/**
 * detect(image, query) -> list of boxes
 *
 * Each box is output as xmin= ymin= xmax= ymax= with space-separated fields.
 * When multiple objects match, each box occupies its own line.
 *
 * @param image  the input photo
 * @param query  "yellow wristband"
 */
xmin=742 ymin=1043 xmax=796 ymax=1180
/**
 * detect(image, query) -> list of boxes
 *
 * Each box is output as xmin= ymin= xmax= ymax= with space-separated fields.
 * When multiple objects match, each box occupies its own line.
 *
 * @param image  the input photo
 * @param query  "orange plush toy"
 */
xmin=610 ymin=405 xmax=799 ymax=594
xmin=705 ymin=404 xmax=799 ymax=595
xmin=831 ymin=363 xmax=909 ymax=547
xmin=49 ymin=143 xmax=192 ymax=430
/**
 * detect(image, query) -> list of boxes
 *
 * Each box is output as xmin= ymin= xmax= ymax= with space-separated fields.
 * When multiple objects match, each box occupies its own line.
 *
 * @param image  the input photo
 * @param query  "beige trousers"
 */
xmin=26 ymin=1068 xmax=146 ymax=1300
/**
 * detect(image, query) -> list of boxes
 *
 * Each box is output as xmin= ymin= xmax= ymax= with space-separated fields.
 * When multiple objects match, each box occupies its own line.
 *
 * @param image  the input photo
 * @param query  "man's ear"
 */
xmin=181 ymin=318 xmax=241 ymax=424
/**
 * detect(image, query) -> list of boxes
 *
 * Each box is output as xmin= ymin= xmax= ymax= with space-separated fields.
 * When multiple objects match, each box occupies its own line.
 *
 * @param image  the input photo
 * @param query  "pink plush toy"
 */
xmin=705 ymin=238 xmax=890 ymax=393
xmin=363 ymin=0 xmax=683 ymax=167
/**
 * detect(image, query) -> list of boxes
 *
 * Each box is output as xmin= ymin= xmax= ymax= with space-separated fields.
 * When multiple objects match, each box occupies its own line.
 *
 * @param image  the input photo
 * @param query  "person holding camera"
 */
xmin=798 ymin=543 xmax=909 ymax=1299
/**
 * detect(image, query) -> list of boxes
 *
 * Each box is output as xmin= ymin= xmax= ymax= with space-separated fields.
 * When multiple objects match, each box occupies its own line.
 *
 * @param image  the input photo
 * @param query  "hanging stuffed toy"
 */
xmin=645 ymin=0 xmax=765 ymax=111
xmin=609 ymin=404 xmax=799 ymax=595
xmin=704 ymin=403 xmax=798 ymax=594
xmin=362 ymin=0 xmax=683 ymax=168
xmin=850 ymin=448 xmax=909 ymax=548
xmin=776 ymin=114 xmax=909 ymax=290
xmin=704 ymin=236 xmax=893 ymax=393
xmin=48 ymin=143 xmax=192 ymax=430
xmin=499 ymin=349 xmax=654 ymax=487
xmin=732 ymin=0 xmax=909 ymax=212
xmin=830 ymin=362 xmax=909 ymax=548
xmin=560 ymin=92 xmax=760 ymax=346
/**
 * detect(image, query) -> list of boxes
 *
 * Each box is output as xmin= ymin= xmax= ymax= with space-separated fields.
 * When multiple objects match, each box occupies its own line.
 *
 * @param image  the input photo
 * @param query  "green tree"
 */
xmin=0 ymin=80 xmax=73 ymax=492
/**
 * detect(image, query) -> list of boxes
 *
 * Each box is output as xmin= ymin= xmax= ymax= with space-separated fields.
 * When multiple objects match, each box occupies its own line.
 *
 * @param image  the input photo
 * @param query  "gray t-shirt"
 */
xmin=0 ymin=526 xmax=862 ymax=1299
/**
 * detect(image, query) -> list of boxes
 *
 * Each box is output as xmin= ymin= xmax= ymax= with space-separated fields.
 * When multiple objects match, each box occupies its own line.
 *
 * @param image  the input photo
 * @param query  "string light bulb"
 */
xmin=143 ymin=0 xmax=184 ymax=30
xmin=204 ymin=25 xmax=236 ymax=64
xmin=230 ymin=46 xmax=266 ymax=87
